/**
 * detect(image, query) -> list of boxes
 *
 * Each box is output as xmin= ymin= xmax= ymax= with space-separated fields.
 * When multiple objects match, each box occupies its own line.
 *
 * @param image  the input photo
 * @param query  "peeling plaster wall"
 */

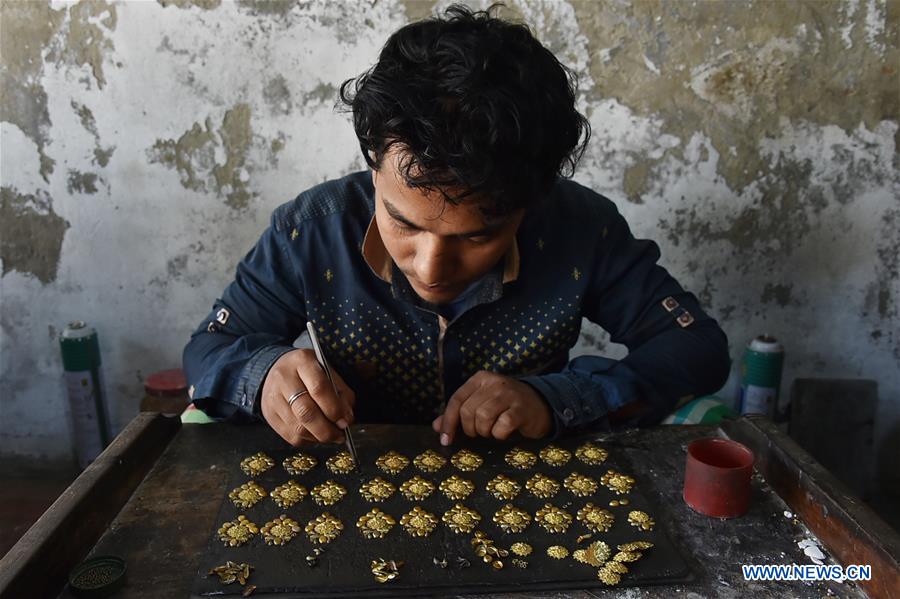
xmin=1 ymin=1 xmax=897 ymax=491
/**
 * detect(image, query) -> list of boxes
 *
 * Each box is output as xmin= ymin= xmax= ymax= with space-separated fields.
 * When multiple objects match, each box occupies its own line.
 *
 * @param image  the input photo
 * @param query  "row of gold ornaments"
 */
xmin=240 ymin=442 xmax=611 ymax=478
xmin=217 ymin=503 xmax=656 ymax=546
xmin=229 ymin=468 xmax=637 ymax=510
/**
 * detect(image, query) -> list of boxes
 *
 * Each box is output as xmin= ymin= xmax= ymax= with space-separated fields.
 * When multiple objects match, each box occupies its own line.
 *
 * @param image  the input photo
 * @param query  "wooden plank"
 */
xmin=0 ymin=413 xmax=180 ymax=599
xmin=722 ymin=415 xmax=900 ymax=599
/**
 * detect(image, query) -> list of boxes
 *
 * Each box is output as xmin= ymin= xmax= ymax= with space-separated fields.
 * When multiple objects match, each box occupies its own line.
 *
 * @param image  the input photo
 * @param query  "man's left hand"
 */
xmin=432 ymin=371 xmax=553 ymax=445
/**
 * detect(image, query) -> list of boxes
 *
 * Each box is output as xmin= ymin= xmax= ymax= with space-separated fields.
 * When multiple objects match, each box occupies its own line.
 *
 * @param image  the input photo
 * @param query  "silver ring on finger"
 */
xmin=286 ymin=389 xmax=309 ymax=407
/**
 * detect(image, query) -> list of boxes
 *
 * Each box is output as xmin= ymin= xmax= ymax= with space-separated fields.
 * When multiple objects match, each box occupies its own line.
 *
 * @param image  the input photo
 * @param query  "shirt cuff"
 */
xmin=237 ymin=344 xmax=297 ymax=419
xmin=518 ymin=371 xmax=619 ymax=436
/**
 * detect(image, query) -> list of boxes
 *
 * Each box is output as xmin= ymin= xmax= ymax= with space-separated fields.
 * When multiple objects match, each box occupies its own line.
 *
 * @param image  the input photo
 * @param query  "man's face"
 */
xmin=372 ymin=148 xmax=523 ymax=305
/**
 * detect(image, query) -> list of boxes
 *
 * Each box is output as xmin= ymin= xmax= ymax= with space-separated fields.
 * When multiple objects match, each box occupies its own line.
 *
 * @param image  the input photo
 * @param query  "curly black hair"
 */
xmin=339 ymin=3 xmax=590 ymax=217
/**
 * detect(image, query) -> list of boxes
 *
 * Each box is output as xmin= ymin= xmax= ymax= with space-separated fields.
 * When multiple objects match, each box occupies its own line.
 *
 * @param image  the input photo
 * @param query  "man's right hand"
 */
xmin=260 ymin=349 xmax=356 ymax=446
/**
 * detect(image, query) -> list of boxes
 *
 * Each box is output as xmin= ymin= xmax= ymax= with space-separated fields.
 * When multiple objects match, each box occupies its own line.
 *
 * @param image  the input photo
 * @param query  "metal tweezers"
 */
xmin=306 ymin=321 xmax=360 ymax=472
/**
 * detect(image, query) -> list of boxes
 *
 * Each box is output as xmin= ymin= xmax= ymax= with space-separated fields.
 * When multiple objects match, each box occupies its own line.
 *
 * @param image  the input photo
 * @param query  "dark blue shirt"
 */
xmin=183 ymin=171 xmax=730 ymax=434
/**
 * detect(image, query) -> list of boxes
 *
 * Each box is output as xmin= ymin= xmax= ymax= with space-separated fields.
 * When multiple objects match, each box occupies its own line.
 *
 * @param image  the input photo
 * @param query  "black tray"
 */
xmin=191 ymin=426 xmax=692 ymax=597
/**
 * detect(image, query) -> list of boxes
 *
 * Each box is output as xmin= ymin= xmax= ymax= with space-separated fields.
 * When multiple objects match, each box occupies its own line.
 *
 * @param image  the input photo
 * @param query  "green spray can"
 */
xmin=60 ymin=321 xmax=111 ymax=468
xmin=739 ymin=334 xmax=785 ymax=418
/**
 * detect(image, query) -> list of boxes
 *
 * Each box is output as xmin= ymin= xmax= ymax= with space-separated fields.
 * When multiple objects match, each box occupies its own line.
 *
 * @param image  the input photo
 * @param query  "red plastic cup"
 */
xmin=683 ymin=438 xmax=754 ymax=518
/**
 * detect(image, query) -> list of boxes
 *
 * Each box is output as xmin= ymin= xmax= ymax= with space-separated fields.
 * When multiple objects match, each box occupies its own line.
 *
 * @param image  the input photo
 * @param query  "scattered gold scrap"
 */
xmin=619 ymin=541 xmax=654 ymax=551
xmin=400 ymin=506 xmax=438 ymax=537
xmin=605 ymin=560 xmax=629 ymax=574
xmin=311 ymin=480 xmax=347 ymax=506
xmin=442 ymin=504 xmax=482 ymax=534
xmin=217 ymin=515 xmax=259 ymax=547
xmin=539 ymin=445 xmax=572 ymax=467
xmin=326 ymin=450 xmax=356 ymax=474
xmin=472 ymin=531 xmax=508 ymax=569
xmin=510 ymin=542 xmax=532 ymax=557
xmin=413 ymin=449 xmax=447 ymax=473
xmin=357 ymin=508 xmax=396 ymax=539
xmin=601 ymin=470 xmax=636 ymax=495
xmin=546 ymin=545 xmax=569 ymax=559
xmin=575 ymin=442 xmax=608 ymax=465
xmin=486 ymin=474 xmax=521 ymax=500
xmin=511 ymin=558 xmax=528 ymax=569
xmin=399 ymin=476 xmax=435 ymax=501
xmin=305 ymin=512 xmax=344 ymax=544
xmin=609 ymin=498 xmax=630 ymax=507
xmin=493 ymin=504 xmax=532 ymax=534
xmin=376 ymin=451 xmax=409 ymax=475
xmin=261 ymin=515 xmax=301 ymax=545
xmin=627 ymin=510 xmax=655 ymax=531
xmin=371 ymin=558 xmax=404 ymax=583
xmin=208 ymin=561 xmax=253 ymax=585
xmin=613 ymin=550 xmax=642 ymax=563
xmin=242 ymin=584 xmax=256 ymax=597
xmin=240 ymin=452 xmax=274 ymax=477
xmin=269 ymin=480 xmax=306 ymax=508
xmin=564 ymin=472 xmax=598 ymax=497
xmin=597 ymin=566 xmax=622 ymax=585
xmin=439 ymin=475 xmax=475 ymax=500
xmin=525 ymin=473 xmax=560 ymax=498
xmin=283 ymin=452 xmax=316 ymax=475
xmin=450 ymin=449 xmax=483 ymax=472
xmin=573 ymin=540 xmax=611 ymax=567
xmin=535 ymin=503 xmax=573 ymax=533
xmin=360 ymin=477 xmax=396 ymax=503
xmin=577 ymin=503 xmax=615 ymax=533
xmin=576 ymin=533 xmax=593 ymax=544
xmin=228 ymin=481 xmax=268 ymax=509
xmin=504 ymin=448 xmax=537 ymax=470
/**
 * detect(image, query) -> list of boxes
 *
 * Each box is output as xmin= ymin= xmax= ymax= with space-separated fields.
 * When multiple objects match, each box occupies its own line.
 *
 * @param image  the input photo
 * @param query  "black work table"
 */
xmin=1 ymin=415 xmax=897 ymax=598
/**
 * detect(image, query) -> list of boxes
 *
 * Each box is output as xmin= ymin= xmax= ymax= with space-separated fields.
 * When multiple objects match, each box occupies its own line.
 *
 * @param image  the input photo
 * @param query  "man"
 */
xmin=182 ymin=4 xmax=730 ymax=447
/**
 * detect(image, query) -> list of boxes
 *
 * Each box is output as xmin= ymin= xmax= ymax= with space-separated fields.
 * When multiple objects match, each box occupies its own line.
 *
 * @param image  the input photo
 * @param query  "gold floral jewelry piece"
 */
xmin=539 ymin=445 xmax=572 ymax=467
xmin=504 ymin=448 xmax=537 ymax=470
xmin=450 ymin=449 xmax=483 ymax=472
xmin=613 ymin=550 xmax=643 ymax=563
xmin=271 ymin=480 xmax=308 ymax=508
xmin=575 ymin=442 xmax=608 ymax=465
xmin=439 ymin=475 xmax=475 ymax=500
xmin=442 ymin=504 xmax=482 ymax=534
xmin=217 ymin=515 xmax=259 ymax=547
xmin=208 ymin=561 xmax=253 ymax=585
xmin=535 ymin=503 xmax=573 ymax=533
xmin=311 ymin=480 xmax=347 ymax=506
xmin=601 ymin=469 xmax=636 ymax=495
xmin=305 ymin=512 xmax=344 ymax=544
xmin=619 ymin=541 xmax=654 ymax=551
xmin=577 ymin=503 xmax=615 ymax=533
xmin=510 ymin=542 xmax=532 ymax=557
xmin=627 ymin=510 xmax=655 ymax=531
xmin=472 ymin=531 xmax=508 ymax=569
xmin=371 ymin=558 xmax=403 ymax=583
xmin=525 ymin=473 xmax=560 ymax=499
xmin=597 ymin=566 xmax=622 ymax=585
xmin=376 ymin=451 xmax=409 ymax=475
xmin=357 ymin=508 xmax=396 ymax=539
xmin=399 ymin=476 xmax=435 ymax=501
xmin=283 ymin=452 xmax=317 ymax=475
xmin=228 ymin=481 xmax=268 ymax=509
xmin=360 ymin=477 xmax=396 ymax=502
xmin=573 ymin=540 xmax=611 ymax=567
xmin=564 ymin=472 xmax=598 ymax=497
xmin=546 ymin=545 xmax=569 ymax=559
xmin=413 ymin=449 xmax=447 ymax=473
xmin=326 ymin=450 xmax=356 ymax=474
xmin=400 ymin=506 xmax=438 ymax=537
xmin=493 ymin=504 xmax=531 ymax=534
xmin=486 ymin=474 xmax=521 ymax=500
xmin=261 ymin=514 xmax=301 ymax=545
xmin=240 ymin=452 xmax=275 ymax=477
xmin=605 ymin=560 xmax=629 ymax=574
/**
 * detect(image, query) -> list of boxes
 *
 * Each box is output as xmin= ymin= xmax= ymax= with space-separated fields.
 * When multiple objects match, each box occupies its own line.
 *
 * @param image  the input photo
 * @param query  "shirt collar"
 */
xmin=360 ymin=215 xmax=520 ymax=285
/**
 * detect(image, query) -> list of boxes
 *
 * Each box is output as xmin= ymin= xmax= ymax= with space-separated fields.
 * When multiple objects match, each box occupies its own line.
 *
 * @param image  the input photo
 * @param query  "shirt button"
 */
xmin=241 ymin=392 xmax=249 ymax=406
xmin=563 ymin=408 xmax=574 ymax=420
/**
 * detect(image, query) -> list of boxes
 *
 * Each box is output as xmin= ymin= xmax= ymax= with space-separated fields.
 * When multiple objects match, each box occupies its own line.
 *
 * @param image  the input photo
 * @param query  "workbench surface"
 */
xmin=3 ymin=415 xmax=897 ymax=598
